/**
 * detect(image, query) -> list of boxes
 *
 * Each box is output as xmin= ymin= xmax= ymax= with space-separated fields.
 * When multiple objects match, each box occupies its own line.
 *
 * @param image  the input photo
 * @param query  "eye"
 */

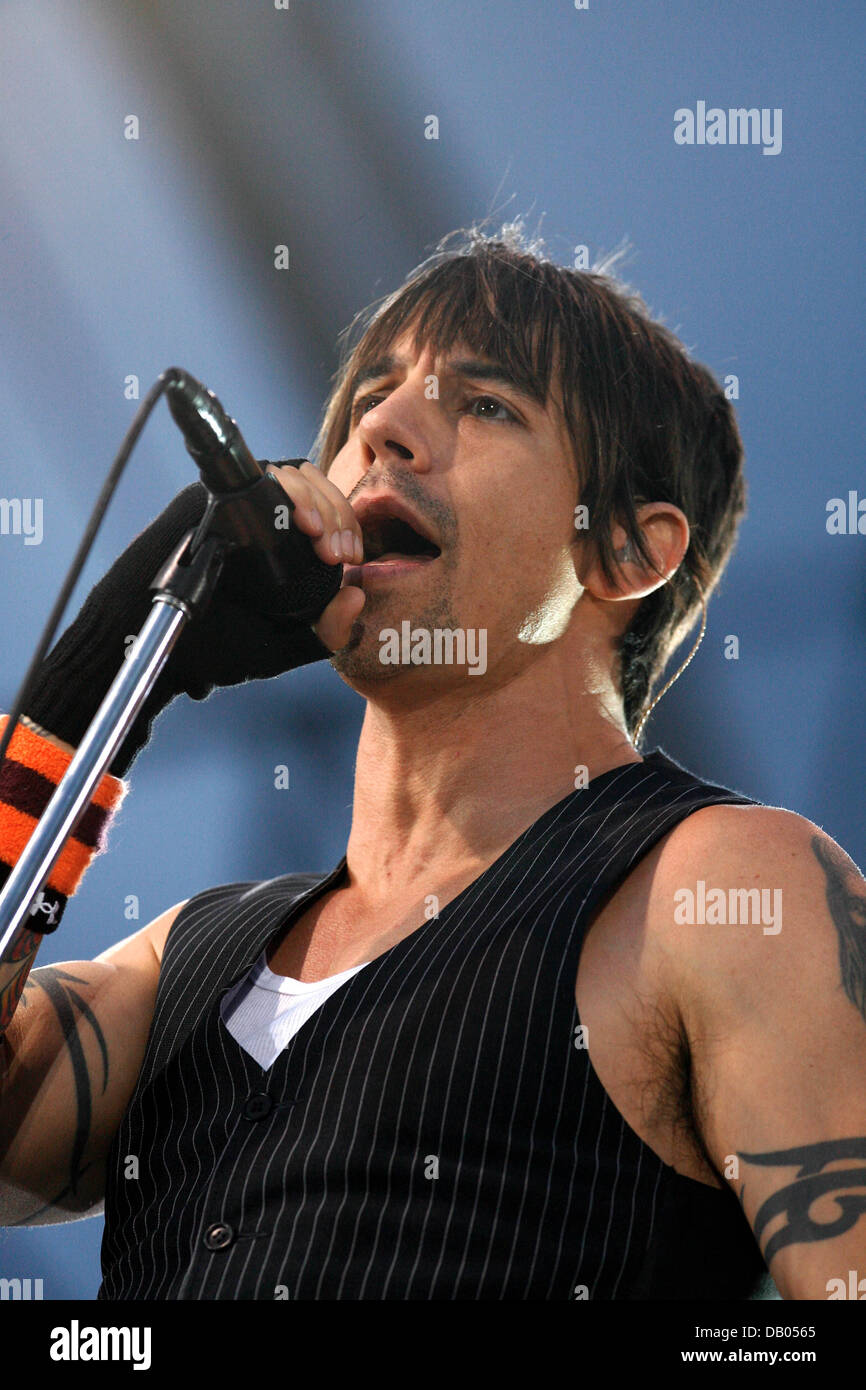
xmin=350 ymin=389 xmax=518 ymax=425
xmin=467 ymin=395 xmax=516 ymax=422
xmin=351 ymin=393 xmax=384 ymax=421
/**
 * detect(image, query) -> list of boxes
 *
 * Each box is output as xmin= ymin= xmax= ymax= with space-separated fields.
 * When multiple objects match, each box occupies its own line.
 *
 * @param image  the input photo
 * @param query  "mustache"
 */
xmin=348 ymin=467 xmax=458 ymax=550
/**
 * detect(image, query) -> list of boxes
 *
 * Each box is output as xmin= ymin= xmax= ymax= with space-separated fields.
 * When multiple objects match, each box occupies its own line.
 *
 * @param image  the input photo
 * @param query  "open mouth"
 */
xmin=359 ymin=515 xmax=441 ymax=564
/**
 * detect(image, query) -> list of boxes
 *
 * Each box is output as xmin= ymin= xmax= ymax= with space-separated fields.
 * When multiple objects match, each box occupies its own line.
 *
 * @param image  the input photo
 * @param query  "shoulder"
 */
xmin=144 ymin=899 xmax=190 ymax=966
xmin=645 ymin=801 xmax=866 ymax=1030
xmin=650 ymin=800 xmax=863 ymax=920
xmin=145 ymin=871 xmax=334 ymax=966
xmin=143 ymin=881 xmax=255 ymax=966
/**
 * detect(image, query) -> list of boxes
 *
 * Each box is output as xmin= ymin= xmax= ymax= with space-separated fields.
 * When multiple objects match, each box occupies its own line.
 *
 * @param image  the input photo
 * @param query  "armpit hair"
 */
xmin=636 ymin=996 xmax=725 ymax=1184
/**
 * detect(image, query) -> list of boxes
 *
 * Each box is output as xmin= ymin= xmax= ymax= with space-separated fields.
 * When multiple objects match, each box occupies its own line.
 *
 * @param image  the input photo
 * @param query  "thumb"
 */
xmin=313 ymin=583 xmax=366 ymax=652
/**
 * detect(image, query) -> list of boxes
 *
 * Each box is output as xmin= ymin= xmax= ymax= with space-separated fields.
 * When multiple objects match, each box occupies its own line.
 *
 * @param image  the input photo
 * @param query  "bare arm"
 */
xmin=0 ymin=898 xmax=186 ymax=1226
xmin=668 ymin=806 xmax=866 ymax=1300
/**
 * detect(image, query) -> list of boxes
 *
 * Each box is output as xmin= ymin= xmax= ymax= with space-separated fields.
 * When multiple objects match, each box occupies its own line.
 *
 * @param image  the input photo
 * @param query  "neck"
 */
xmin=342 ymin=638 xmax=639 ymax=906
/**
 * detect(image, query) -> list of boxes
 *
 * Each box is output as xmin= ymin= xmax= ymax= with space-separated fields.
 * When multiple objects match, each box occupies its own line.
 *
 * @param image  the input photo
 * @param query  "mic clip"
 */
xmin=148 ymin=528 xmax=230 ymax=622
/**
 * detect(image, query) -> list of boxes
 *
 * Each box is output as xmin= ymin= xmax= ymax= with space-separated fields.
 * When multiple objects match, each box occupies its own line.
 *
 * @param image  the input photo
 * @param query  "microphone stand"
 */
xmin=0 ymin=525 xmax=229 ymax=960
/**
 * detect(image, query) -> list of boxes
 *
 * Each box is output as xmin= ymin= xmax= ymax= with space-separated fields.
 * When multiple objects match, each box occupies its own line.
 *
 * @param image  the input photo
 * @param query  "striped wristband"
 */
xmin=0 ymin=715 xmax=127 ymax=934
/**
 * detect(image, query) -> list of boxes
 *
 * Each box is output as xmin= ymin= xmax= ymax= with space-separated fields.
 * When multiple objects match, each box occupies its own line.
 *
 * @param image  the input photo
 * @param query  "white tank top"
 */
xmin=221 ymin=949 xmax=369 ymax=1070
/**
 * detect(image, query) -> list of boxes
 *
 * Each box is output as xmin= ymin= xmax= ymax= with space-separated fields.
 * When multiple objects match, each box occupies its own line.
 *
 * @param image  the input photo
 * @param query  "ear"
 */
xmin=577 ymin=502 xmax=690 ymax=602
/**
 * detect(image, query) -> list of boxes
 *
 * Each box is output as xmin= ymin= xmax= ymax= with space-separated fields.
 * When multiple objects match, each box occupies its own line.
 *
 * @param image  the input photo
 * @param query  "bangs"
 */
xmin=314 ymin=246 xmax=580 ymax=473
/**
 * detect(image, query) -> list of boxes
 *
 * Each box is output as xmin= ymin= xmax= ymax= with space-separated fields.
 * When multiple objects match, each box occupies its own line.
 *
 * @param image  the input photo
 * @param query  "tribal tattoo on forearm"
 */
xmin=738 ymin=1137 xmax=866 ymax=1265
xmin=9 ymin=967 xmax=110 ymax=1221
xmin=811 ymin=834 xmax=866 ymax=1023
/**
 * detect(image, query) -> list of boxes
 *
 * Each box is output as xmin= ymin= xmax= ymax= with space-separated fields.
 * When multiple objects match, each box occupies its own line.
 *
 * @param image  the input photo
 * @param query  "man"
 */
xmin=0 ymin=225 xmax=864 ymax=1300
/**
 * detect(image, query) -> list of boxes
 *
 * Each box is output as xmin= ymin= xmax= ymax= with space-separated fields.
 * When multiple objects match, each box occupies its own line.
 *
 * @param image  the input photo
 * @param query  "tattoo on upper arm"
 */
xmin=811 ymin=835 xmax=866 ymax=1023
xmin=10 ymin=967 xmax=110 ymax=1222
xmin=738 ymin=1137 xmax=866 ymax=1265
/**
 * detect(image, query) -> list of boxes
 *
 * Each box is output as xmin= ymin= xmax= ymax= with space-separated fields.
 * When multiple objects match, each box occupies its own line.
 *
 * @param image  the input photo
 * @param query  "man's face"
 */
xmin=324 ymin=328 xmax=585 ymax=692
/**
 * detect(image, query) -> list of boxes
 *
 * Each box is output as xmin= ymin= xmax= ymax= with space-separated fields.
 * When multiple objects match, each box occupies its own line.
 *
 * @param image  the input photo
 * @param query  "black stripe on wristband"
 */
xmin=0 ymin=861 xmax=67 ymax=935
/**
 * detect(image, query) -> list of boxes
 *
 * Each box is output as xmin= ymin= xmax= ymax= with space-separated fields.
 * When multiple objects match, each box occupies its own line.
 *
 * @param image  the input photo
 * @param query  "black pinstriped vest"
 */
xmin=97 ymin=749 xmax=767 ymax=1301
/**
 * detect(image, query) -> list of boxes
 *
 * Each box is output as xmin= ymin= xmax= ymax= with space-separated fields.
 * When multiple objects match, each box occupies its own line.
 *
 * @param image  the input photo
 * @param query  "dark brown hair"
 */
xmin=311 ymin=222 xmax=747 ymax=743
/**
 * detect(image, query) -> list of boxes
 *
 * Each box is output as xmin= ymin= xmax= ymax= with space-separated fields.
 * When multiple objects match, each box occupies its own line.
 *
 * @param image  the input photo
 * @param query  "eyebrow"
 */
xmin=347 ymin=354 xmax=544 ymax=407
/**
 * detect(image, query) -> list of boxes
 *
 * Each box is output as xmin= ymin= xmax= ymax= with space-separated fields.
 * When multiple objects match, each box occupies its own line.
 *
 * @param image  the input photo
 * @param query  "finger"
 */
xmin=313 ymin=584 xmax=366 ymax=652
xmin=298 ymin=462 xmax=364 ymax=564
xmin=268 ymin=464 xmax=349 ymax=564
xmin=267 ymin=464 xmax=323 ymax=530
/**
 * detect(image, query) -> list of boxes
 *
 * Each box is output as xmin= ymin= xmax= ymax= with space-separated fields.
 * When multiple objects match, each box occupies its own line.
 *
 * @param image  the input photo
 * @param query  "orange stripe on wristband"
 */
xmin=0 ymin=716 xmax=126 ymax=814
xmin=0 ymin=714 xmax=128 ymax=896
xmin=0 ymin=803 xmax=94 ymax=896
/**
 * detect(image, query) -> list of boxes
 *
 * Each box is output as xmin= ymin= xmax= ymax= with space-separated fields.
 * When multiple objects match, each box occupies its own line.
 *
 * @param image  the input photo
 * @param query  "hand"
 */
xmin=264 ymin=461 xmax=366 ymax=653
xmin=24 ymin=460 xmax=367 ymax=776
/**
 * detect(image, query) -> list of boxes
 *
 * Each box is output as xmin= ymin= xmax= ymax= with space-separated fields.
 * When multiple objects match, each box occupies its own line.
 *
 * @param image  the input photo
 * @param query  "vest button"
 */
xmin=243 ymin=1092 xmax=274 ymax=1120
xmin=203 ymin=1222 xmax=234 ymax=1251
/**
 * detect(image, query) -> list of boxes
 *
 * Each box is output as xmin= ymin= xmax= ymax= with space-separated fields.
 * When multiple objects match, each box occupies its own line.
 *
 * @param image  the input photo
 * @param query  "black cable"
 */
xmin=0 ymin=371 xmax=176 ymax=769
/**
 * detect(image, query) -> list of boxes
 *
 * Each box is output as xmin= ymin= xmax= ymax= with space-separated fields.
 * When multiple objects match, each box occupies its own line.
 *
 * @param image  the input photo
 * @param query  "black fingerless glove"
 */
xmin=25 ymin=463 xmax=333 ymax=778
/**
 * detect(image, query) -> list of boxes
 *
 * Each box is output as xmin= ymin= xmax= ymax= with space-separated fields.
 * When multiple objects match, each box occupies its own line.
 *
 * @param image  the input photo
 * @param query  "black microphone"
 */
xmin=163 ymin=367 xmax=342 ymax=621
xmin=164 ymin=368 xmax=263 ymax=493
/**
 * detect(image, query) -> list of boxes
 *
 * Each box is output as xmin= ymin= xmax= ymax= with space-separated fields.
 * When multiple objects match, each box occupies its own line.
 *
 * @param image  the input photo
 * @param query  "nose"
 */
xmin=355 ymin=369 xmax=434 ymax=475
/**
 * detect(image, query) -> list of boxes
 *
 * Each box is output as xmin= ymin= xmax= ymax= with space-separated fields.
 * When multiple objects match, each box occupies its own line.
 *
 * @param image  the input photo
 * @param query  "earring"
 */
xmin=615 ymin=539 xmax=636 ymax=564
